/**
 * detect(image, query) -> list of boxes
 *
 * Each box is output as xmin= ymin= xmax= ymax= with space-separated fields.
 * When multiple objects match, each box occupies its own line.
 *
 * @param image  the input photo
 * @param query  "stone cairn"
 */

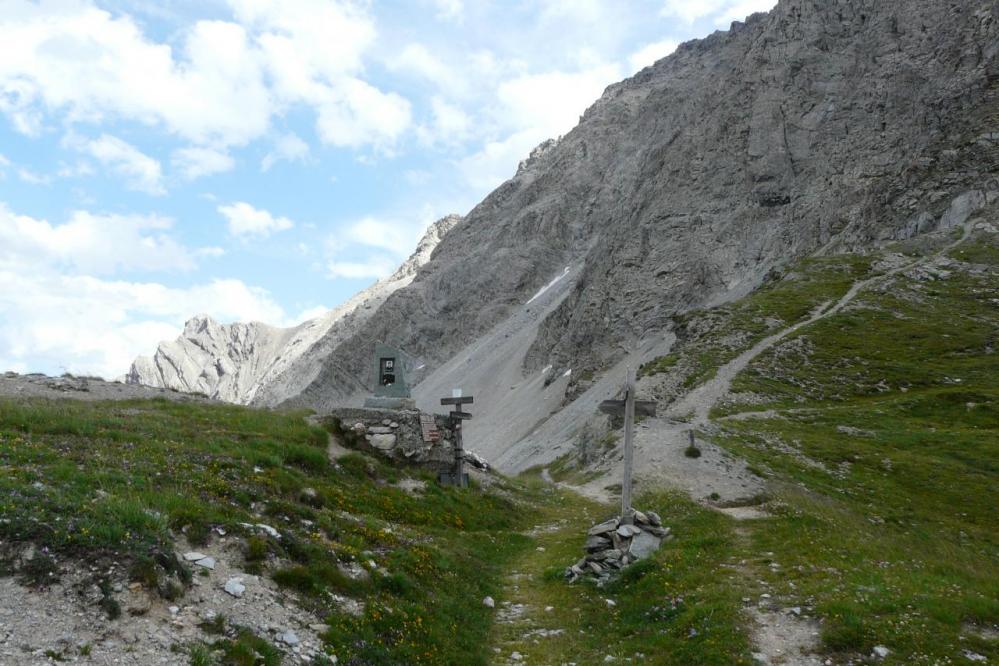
xmin=565 ymin=510 xmax=671 ymax=583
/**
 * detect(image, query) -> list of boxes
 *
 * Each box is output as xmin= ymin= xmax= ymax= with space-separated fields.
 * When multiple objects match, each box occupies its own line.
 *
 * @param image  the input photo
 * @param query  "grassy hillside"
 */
xmin=713 ymin=229 xmax=999 ymax=661
xmin=1 ymin=226 xmax=996 ymax=665
xmin=0 ymin=398 xmax=538 ymax=664
xmin=637 ymin=225 xmax=999 ymax=662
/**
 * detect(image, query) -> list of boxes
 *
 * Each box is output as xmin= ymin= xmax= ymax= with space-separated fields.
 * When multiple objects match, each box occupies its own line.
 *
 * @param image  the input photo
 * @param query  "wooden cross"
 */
xmin=440 ymin=394 xmax=474 ymax=487
xmin=599 ymin=368 xmax=656 ymax=519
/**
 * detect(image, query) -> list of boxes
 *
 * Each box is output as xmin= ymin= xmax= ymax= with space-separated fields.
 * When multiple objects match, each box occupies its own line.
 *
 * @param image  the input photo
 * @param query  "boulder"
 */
xmin=369 ymin=434 xmax=397 ymax=450
xmin=628 ymin=532 xmax=661 ymax=561
xmin=616 ymin=524 xmax=642 ymax=538
xmin=585 ymin=535 xmax=611 ymax=552
xmin=587 ymin=519 xmax=619 ymax=536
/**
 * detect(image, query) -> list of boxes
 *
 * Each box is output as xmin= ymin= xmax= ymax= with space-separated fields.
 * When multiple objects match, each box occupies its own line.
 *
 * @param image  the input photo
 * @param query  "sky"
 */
xmin=0 ymin=0 xmax=776 ymax=379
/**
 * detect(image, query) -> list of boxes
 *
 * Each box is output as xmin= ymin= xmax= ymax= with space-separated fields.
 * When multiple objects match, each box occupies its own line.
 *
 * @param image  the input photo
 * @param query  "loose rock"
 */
xmin=224 ymin=578 xmax=245 ymax=598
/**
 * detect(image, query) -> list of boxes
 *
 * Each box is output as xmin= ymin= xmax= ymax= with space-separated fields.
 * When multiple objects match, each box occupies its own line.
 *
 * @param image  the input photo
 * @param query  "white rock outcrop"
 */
xmin=126 ymin=215 xmax=462 ymax=405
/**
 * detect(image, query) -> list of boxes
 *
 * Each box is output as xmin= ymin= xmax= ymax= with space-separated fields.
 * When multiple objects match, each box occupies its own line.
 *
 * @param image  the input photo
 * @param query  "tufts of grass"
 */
xmin=703 ymin=232 xmax=999 ymax=663
xmin=0 ymin=397 xmax=542 ymax=665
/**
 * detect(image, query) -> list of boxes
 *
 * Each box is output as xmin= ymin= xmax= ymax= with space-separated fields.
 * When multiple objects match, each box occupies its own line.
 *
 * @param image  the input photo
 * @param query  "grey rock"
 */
xmin=369 ymin=434 xmax=397 ymax=450
xmin=367 ymin=426 xmax=393 ymax=435
xmin=585 ymin=535 xmax=611 ymax=552
xmin=644 ymin=512 xmax=662 ymax=527
xmin=223 ymin=578 xmax=245 ymax=598
xmin=276 ymin=0 xmax=999 ymax=442
xmin=628 ymin=532 xmax=661 ymax=561
xmin=616 ymin=524 xmax=642 ymax=538
xmin=182 ymin=552 xmax=207 ymax=562
xmin=939 ymin=191 xmax=986 ymax=230
xmin=280 ymin=631 xmax=299 ymax=646
xmin=193 ymin=557 xmax=215 ymax=570
xmin=482 ymin=596 xmax=495 ymax=608
xmin=587 ymin=519 xmax=619 ymax=536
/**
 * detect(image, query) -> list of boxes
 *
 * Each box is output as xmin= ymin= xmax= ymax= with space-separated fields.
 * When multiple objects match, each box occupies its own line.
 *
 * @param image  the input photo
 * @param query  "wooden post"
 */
xmin=621 ymin=366 xmax=636 ymax=520
xmin=453 ymin=419 xmax=465 ymax=487
xmin=439 ymin=395 xmax=474 ymax=488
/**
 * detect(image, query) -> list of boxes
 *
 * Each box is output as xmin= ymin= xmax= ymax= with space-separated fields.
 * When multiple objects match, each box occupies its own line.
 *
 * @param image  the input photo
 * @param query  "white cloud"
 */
xmin=342 ymin=216 xmax=419 ymax=253
xmin=218 ymin=201 xmax=294 ymax=238
xmin=404 ymin=170 xmax=432 ymax=186
xmin=17 ymin=168 xmax=52 ymax=185
xmin=540 ymin=0 xmax=608 ymax=24
xmin=0 ymin=3 xmax=271 ymax=146
xmin=628 ymin=40 xmax=680 ymax=73
xmin=459 ymin=130 xmax=544 ymax=192
xmin=313 ymin=79 xmax=412 ymax=149
xmin=712 ymin=0 xmax=777 ymax=26
xmin=388 ymin=44 xmax=461 ymax=93
xmin=0 ymin=202 xmax=278 ymax=378
xmin=0 ymin=203 xmax=197 ymax=274
xmin=261 ymin=133 xmax=310 ymax=171
xmin=0 ymin=272 xmax=287 ymax=378
xmin=661 ymin=0 xmax=775 ymax=25
xmin=417 ymin=97 xmax=473 ymax=146
xmin=0 ymin=0 xmax=412 ymax=151
xmin=431 ymin=0 xmax=463 ymax=21
xmin=70 ymin=134 xmax=165 ymax=195
xmin=231 ymin=0 xmax=411 ymax=149
xmin=495 ymin=65 xmax=619 ymax=138
xmin=459 ymin=63 xmax=621 ymax=192
xmin=172 ymin=146 xmax=235 ymax=180
xmin=326 ymin=256 xmax=398 ymax=280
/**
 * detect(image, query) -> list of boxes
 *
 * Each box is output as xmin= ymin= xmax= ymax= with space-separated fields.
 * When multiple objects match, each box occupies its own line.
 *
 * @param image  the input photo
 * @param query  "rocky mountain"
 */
xmin=282 ymin=0 xmax=998 ymax=412
xmin=125 ymin=215 xmax=462 ymax=404
xmin=129 ymin=0 xmax=997 ymax=469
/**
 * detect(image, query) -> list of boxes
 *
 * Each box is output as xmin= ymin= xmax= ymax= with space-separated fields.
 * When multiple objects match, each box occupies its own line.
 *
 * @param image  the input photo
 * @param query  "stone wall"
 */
xmin=322 ymin=408 xmax=457 ymax=470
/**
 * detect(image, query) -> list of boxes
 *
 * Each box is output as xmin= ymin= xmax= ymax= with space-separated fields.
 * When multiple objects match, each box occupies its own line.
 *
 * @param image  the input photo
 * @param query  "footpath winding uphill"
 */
xmin=486 ymin=218 xmax=991 ymax=665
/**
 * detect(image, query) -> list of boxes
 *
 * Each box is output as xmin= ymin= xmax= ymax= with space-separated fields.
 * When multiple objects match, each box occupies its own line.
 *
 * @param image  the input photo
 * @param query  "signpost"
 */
xmin=599 ymin=368 xmax=656 ymax=520
xmin=439 ymin=393 xmax=474 ymax=487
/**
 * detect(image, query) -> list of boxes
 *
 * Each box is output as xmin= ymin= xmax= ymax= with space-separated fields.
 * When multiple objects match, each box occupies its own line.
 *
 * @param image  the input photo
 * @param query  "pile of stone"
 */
xmin=565 ymin=510 xmax=671 ymax=583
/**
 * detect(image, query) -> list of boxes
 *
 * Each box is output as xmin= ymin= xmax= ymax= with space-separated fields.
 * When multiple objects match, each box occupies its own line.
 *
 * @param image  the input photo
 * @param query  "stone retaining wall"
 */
xmin=322 ymin=408 xmax=457 ymax=469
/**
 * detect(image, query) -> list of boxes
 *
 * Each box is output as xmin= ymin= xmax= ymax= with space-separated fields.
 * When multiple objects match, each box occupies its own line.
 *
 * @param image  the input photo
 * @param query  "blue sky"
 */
xmin=0 ymin=0 xmax=775 ymax=378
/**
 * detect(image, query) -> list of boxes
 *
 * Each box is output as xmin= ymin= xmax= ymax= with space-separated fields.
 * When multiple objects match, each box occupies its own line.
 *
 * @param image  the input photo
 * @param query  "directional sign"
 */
xmin=599 ymin=399 xmax=657 ymax=418
xmin=441 ymin=396 xmax=475 ymax=406
xmin=449 ymin=411 xmax=474 ymax=420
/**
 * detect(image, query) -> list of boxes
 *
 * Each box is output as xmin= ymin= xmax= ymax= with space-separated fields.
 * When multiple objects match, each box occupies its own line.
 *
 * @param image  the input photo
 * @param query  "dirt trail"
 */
xmin=565 ymin=225 xmax=976 ymax=517
xmin=669 ymin=222 xmax=973 ymax=428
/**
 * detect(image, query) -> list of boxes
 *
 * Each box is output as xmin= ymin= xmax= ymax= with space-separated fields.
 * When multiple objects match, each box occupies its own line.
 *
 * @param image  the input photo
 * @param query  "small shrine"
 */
xmin=363 ymin=343 xmax=416 ymax=409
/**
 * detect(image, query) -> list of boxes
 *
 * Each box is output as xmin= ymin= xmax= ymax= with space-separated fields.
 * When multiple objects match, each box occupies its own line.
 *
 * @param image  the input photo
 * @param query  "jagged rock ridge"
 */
xmin=126 ymin=215 xmax=462 ymax=404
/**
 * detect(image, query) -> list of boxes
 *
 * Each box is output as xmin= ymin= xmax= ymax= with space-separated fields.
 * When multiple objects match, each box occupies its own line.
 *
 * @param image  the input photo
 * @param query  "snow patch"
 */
xmin=526 ymin=267 xmax=570 ymax=305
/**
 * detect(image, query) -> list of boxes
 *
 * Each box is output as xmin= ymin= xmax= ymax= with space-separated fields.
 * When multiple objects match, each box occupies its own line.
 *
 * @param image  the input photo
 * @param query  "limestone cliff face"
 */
xmin=126 ymin=215 xmax=462 ymax=404
xmin=282 ymin=0 xmax=999 ymax=412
